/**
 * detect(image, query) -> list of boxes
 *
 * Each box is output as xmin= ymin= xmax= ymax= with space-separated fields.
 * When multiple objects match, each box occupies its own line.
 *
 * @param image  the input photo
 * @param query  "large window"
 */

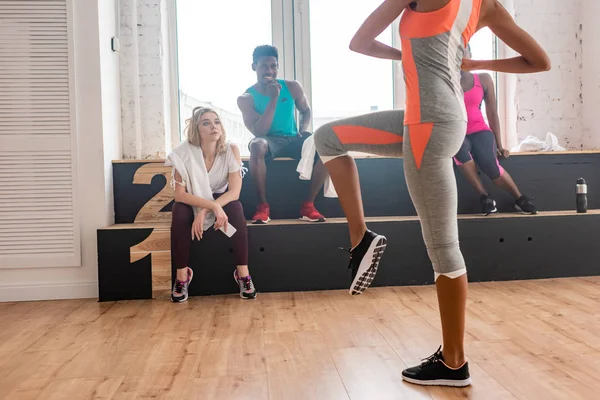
xmin=470 ymin=28 xmax=496 ymax=65
xmin=175 ymin=1 xmax=499 ymax=154
xmin=176 ymin=0 xmax=274 ymax=156
xmin=468 ymin=27 xmax=498 ymax=124
xmin=308 ymin=1 xmax=395 ymax=130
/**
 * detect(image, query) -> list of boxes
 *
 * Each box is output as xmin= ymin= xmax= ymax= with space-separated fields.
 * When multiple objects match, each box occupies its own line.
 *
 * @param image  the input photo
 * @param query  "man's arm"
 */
xmin=286 ymin=80 xmax=311 ymax=133
xmin=348 ymin=0 xmax=408 ymax=60
xmin=237 ymin=88 xmax=279 ymax=137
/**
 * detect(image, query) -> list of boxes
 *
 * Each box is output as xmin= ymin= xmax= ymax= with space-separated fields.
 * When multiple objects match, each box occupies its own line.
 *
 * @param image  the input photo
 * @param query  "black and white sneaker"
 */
xmin=480 ymin=195 xmax=498 ymax=215
xmin=515 ymin=195 xmax=538 ymax=214
xmin=402 ymin=346 xmax=471 ymax=387
xmin=347 ymin=230 xmax=387 ymax=296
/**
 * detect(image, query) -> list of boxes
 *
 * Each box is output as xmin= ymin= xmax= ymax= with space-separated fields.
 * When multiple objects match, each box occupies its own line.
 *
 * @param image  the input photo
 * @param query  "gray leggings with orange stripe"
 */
xmin=314 ymin=110 xmax=468 ymax=279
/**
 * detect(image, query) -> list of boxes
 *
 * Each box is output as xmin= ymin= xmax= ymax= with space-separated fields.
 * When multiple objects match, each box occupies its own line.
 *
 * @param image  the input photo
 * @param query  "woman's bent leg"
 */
xmin=314 ymin=110 xmax=404 ymax=295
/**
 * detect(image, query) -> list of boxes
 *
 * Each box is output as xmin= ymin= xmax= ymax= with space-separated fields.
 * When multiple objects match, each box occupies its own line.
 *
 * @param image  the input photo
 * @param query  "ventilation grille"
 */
xmin=0 ymin=1 xmax=79 ymax=268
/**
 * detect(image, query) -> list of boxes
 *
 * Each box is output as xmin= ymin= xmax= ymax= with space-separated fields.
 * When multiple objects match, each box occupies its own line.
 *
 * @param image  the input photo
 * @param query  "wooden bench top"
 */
xmin=100 ymin=209 xmax=600 ymax=230
xmin=112 ymin=150 xmax=600 ymax=164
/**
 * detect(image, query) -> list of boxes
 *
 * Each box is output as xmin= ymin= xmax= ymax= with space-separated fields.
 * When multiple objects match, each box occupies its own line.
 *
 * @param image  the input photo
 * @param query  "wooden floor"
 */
xmin=1 ymin=277 xmax=599 ymax=399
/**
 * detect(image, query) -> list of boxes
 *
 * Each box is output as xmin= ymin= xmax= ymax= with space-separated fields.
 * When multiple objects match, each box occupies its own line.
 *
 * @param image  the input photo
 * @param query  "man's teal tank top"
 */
xmin=246 ymin=80 xmax=298 ymax=136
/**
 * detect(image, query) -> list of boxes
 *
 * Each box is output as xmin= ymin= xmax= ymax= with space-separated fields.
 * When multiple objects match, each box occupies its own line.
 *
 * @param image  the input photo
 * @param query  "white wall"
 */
xmin=99 ymin=0 xmax=123 ymax=225
xmin=512 ymin=0 xmax=584 ymax=149
xmin=0 ymin=0 xmax=120 ymax=302
xmin=582 ymin=0 xmax=600 ymax=149
xmin=120 ymin=0 xmax=169 ymax=159
xmin=119 ymin=0 xmax=142 ymax=159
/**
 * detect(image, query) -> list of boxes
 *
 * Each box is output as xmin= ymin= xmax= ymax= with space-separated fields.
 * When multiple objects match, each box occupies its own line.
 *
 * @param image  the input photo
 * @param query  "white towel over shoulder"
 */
xmin=165 ymin=141 xmax=245 ymax=231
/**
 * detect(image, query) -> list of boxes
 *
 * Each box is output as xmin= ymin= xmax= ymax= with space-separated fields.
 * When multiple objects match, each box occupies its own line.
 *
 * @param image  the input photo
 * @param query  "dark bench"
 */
xmin=97 ymin=152 xmax=600 ymax=302
xmin=112 ymin=151 xmax=600 ymax=223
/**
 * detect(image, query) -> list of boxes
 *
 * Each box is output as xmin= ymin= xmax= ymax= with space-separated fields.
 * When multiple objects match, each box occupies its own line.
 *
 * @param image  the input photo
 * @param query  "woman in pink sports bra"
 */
xmin=454 ymin=44 xmax=538 ymax=215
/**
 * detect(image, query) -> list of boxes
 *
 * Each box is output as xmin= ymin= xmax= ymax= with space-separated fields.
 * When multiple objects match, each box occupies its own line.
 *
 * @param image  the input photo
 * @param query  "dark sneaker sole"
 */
xmin=483 ymin=208 xmax=498 ymax=216
xmin=515 ymin=205 xmax=537 ymax=215
xmin=171 ymin=268 xmax=193 ymax=303
xmin=402 ymin=376 xmax=472 ymax=387
xmin=349 ymin=236 xmax=387 ymax=296
xmin=299 ymin=216 xmax=326 ymax=222
xmin=252 ymin=218 xmax=271 ymax=224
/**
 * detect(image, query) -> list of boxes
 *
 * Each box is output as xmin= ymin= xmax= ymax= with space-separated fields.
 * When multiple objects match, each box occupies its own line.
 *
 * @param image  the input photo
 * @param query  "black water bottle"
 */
xmin=576 ymin=177 xmax=588 ymax=213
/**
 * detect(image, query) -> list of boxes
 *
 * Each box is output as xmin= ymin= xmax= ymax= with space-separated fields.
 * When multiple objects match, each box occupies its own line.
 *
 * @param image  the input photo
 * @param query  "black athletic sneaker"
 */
xmin=515 ymin=195 xmax=538 ymax=214
xmin=480 ymin=194 xmax=498 ymax=215
xmin=402 ymin=346 xmax=472 ymax=387
xmin=347 ymin=230 xmax=387 ymax=296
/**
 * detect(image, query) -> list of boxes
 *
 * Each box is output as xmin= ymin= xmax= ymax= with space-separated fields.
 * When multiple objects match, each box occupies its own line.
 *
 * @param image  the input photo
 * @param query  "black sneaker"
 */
xmin=171 ymin=267 xmax=193 ymax=303
xmin=347 ymin=230 xmax=387 ymax=296
xmin=515 ymin=195 xmax=538 ymax=214
xmin=402 ymin=346 xmax=471 ymax=387
xmin=480 ymin=195 xmax=498 ymax=215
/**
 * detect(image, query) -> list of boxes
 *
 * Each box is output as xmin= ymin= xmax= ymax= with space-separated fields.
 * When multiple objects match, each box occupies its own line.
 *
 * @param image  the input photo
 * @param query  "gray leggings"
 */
xmin=314 ymin=110 xmax=467 ymax=279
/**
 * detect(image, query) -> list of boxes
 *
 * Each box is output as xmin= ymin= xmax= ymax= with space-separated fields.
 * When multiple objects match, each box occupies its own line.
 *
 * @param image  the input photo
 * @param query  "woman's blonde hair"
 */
xmin=184 ymin=106 xmax=227 ymax=154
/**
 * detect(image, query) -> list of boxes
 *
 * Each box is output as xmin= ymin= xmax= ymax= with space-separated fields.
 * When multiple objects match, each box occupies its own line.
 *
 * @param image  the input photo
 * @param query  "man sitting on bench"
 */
xmin=237 ymin=45 xmax=328 ymax=224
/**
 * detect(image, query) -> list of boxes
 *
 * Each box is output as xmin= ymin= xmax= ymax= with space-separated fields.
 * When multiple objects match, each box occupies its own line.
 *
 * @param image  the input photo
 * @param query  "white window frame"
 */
xmin=293 ymin=0 xmax=401 ymax=129
xmin=293 ymin=0 xmax=506 ymax=137
xmin=497 ymin=0 xmax=516 ymax=151
xmin=166 ymin=0 xmax=181 ymax=153
xmin=169 ymin=0 xmax=290 ymax=144
xmin=169 ymin=0 xmax=508 ymax=149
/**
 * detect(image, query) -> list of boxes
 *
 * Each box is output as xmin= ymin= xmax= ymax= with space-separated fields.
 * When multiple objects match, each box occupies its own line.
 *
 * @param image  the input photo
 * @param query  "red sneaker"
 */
xmin=252 ymin=203 xmax=270 ymax=224
xmin=300 ymin=202 xmax=326 ymax=222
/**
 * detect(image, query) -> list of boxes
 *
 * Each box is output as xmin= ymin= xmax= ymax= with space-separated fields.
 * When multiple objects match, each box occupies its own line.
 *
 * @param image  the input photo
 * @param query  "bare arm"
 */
xmin=237 ymin=93 xmax=277 ymax=137
xmin=479 ymin=73 xmax=503 ymax=147
xmin=469 ymin=0 xmax=551 ymax=73
xmin=287 ymin=80 xmax=312 ymax=132
xmin=173 ymin=170 xmax=217 ymax=210
xmin=349 ymin=0 xmax=410 ymax=60
xmin=214 ymin=144 xmax=243 ymax=208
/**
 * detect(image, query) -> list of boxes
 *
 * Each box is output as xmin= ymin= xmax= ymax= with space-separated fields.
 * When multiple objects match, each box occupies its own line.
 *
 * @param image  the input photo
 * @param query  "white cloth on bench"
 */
xmin=297 ymin=135 xmax=338 ymax=198
xmin=511 ymin=132 xmax=566 ymax=153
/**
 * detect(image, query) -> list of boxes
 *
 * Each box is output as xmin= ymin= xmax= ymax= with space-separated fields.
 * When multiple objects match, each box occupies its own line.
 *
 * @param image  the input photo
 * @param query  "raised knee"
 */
xmin=172 ymin=202 xmax=192 ymax=224
xmin=482 ymin=164 xmax=502 ymax=180
xmin=427 ymin=241 xmax=466 ymax=280
xmin=227 ymin=200 xmax=244 ymax=213
xmin=250 ymin=139 xmax=268 ymax=158
xmin=314 ymin=124 xmax=333 ymax=154
xmin=223 ymin=200 xmax=246 ymax=226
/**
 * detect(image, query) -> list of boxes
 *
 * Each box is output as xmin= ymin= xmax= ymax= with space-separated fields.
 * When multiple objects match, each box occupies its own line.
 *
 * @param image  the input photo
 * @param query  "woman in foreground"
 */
xmin=314 ymin=0 xmax=550 ymax=386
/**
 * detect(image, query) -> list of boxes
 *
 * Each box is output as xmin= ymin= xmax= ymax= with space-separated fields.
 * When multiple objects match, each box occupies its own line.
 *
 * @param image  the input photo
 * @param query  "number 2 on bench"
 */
xmin=133 ymin=164 xmax=175 ymax=223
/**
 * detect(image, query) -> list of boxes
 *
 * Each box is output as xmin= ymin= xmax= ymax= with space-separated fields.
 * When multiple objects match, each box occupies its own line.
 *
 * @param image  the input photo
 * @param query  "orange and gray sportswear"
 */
xmin=315 ymin=0 xmax=482 ymax=280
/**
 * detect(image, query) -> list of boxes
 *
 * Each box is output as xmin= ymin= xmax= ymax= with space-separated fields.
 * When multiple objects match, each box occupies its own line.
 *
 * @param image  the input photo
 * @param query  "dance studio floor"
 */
xmin=1 ymin=277 xmax=599 ymax=399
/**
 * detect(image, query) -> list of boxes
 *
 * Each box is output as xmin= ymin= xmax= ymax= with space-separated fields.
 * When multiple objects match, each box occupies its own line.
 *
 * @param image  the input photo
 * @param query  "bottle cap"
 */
xmin=577 ymin=177 xmax=586 ymax=185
